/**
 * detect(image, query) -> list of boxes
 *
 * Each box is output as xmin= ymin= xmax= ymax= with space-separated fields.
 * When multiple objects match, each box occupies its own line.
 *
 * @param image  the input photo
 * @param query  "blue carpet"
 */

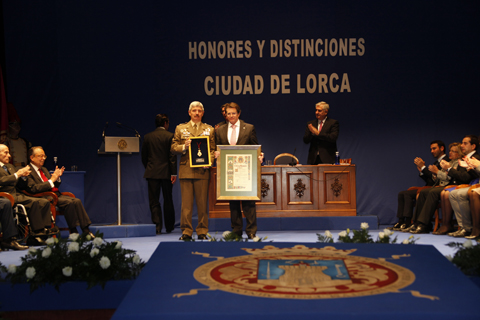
xmin=112 ymin=242 xmax=480 ymax=320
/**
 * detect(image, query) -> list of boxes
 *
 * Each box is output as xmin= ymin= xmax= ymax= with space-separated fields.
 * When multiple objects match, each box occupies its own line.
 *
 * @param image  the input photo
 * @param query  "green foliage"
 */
xmin=446 ymin=240 xmax=480 ymax=276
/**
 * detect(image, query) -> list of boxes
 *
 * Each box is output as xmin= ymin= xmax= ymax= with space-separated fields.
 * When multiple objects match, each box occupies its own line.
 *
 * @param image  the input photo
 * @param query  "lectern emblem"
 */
xmin=117 ymin=139 xmax=127 ymax=150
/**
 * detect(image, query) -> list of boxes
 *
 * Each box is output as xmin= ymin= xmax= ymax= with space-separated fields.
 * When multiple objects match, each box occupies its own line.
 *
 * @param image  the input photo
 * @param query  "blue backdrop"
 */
xmin=2 ymin=1 xmax=479 ymax=226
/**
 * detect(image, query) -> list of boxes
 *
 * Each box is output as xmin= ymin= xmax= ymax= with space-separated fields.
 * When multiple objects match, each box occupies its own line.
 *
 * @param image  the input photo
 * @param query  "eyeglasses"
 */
xmin=36 ymin=155 xmax=47 ymax=159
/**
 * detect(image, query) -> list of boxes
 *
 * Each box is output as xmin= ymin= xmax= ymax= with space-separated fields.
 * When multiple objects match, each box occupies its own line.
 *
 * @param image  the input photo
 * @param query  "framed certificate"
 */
xmin=216 ymin=145 xmax=261 ymax=200
xmin=189 ymin=136 xmax=212 ymax=167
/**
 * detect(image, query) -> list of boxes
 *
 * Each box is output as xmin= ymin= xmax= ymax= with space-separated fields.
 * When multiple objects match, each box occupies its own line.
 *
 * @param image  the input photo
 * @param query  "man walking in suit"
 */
xmin=303 ymin=101 xmax=339 ymax=165
xmin=214 ymin=102 xmax=264 ymax=239
xmin=142 ymin=114 xmax=177 ymax=235
xmin=171 ymin=101 xmax=215 ymax=240
xmin=0 ymin=144 xmax=52 ymax=244
xmin=23 ymin=146 xmax=94 ymax=238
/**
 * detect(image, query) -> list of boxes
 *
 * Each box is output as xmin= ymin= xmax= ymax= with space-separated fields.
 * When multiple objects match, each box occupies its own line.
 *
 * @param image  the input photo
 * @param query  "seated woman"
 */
xmin=431 ymin=142 xmax=464 ymax=235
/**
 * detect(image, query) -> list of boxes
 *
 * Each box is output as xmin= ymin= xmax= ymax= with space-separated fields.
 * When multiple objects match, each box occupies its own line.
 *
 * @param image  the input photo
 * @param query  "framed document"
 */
xmin=216 ymin=145 xmax=261 ymax=201
xmin=189 ymin=136 xmax=212 ymax=167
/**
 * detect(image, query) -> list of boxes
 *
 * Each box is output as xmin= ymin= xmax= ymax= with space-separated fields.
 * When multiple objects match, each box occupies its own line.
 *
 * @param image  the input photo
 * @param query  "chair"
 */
xmin=0 ymin=192 xmax=30 ymax=243
xmin=274 ymin=153 xmax=299 ymax=165
xmin=23 ymin=190 xmax=76 ymax=233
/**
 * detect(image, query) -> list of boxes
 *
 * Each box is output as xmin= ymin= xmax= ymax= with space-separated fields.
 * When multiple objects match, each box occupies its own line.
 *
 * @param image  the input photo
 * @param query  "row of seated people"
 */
xmin=0 ymin=144 xmax=93 ymax=251
xmin=389 ymin=135 xmax=480 ymax=239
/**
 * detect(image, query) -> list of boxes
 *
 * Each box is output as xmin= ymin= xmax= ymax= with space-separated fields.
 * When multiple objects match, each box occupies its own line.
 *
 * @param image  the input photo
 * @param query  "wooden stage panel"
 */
xmin=208 ymin=165 xmax=356 ymax=218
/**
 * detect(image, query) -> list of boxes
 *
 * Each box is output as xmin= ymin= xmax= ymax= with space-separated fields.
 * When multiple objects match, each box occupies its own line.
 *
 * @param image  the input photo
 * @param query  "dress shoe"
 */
xmin=1 ymin=239 xmax=29 ymax=251
xmin=448 ymin=229 xmax=471 ymax=237
xmin=197 ymin=234 xmax=207 ymax=240
xmin=26 ymin=236 xmax=46 ymax=246
xmin=47 ymin=226 xmax=60 ymax=236
xmin=83 ymin=231 xmax=96 ymax=239
xmin=410 ymin=224 xmax=430 ymax=234
xmin=247 ymin=234 xmax=257 ymax=239
xmin=31 ymin=228 xmax=48 ymax=237
xmin=432 ymin=225 xmax=454 ymax=235
xmin=401 ymin=224 xmax=416 ymax=232
xmin=387 ymin=222 xmax=402 ymax=231
xmin=166 ymin=229 xmax=173 ymax=234
xmin=465 ymin=232 xmax=480 ymax=239
xmin=396 ymin=223 xmax=411 ymax=231
xmin=179 ymin=234 xmax=192 ymax=241
xmin=156 ymin=226 xmax=162 ymax=235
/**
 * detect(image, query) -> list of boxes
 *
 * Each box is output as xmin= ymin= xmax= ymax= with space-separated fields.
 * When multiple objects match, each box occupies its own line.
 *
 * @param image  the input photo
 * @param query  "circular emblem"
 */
xmin=193 ymin=246 xmax=415 ymax=299
xmin=117 ymin=139 xmax=127 ymax=150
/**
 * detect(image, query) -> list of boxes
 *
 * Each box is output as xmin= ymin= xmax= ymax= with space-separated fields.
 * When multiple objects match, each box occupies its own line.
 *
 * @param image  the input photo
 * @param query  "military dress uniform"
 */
xmin=171 ymin=121 xmax=215 ymax=237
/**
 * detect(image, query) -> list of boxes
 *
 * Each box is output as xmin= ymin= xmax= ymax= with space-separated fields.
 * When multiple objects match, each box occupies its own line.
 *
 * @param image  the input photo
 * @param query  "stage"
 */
xmin=1 ymin=229 xmax=479 ymax=320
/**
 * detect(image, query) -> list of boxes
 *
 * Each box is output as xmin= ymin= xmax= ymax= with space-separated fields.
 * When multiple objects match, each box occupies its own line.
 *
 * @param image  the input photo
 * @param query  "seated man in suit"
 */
xmin=389 ymin=140 xmax=448 ymax=231
xmin=447 ymin=135 xmax=480 ymax=237
xmin=0 ymin=196 xmax=28 ymax=251
xmin=409 ymin=135 xmax=480 ymax=234
xmin=23 ymin=146 xmax=94 ymax=238
xmin=303 ymin=101 xmax=339 ymax=165
xmin=1 ymin=145 xmax=53 ymax=246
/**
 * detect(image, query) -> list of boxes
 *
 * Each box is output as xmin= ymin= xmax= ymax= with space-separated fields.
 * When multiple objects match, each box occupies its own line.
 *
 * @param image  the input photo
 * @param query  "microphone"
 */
xmin=116 ymin=122 xmax=140 ymax=138
xmin=289 ymin=148 xmax=297 ymax=166
xmin=102 ymin=121 xmax=109 ymax=140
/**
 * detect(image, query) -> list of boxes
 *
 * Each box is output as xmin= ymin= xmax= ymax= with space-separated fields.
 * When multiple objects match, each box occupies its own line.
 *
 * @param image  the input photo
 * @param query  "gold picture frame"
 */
xmin=189 ymin=136 xmax=212 ymax=167
xmin=216 ymin=145 xmax=261 ymax=200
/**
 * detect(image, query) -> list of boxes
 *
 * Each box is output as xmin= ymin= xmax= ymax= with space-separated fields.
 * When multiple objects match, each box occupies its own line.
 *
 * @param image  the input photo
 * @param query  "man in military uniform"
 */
xmin=171 ymin=101 xmax=215 ymax=240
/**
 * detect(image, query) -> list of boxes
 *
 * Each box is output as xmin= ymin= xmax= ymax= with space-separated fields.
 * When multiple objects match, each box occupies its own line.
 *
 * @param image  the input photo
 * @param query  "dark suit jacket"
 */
xmin=142 ymin=127 xmax=177 ymax=180
xmin=303 ymin=117 xmax=339 ymax=164
xmin=447 ymin=152 xmax=480 ymax=184
xmin=420 ymin=154 xmax=450 ymax=186
xmin=215 ymin=120 xmax=259 ymax=147
xmin=0 ymin=163 xmax=28 ymax=200
xmin=23 ymin=165 xmax=61 ymax=195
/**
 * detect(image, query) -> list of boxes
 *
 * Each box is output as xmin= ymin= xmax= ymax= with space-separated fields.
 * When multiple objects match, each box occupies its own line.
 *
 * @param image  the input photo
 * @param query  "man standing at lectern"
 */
xmin=142 ymin=114 xmax=177 ymax=235
xmin=171 ymin=101 xmax=215 ymax=241
xmin=215 ymin=102 xmax=263 ymax=239
xmin=303 ymin=101 xmax=339 ymax=164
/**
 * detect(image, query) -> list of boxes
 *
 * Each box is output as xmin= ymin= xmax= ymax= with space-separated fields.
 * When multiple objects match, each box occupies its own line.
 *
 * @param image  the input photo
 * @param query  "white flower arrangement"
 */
xmin=318 ymin=223 xmax=418 ymax=244
xmin=4 ymin=231 xmax=145 ymax=292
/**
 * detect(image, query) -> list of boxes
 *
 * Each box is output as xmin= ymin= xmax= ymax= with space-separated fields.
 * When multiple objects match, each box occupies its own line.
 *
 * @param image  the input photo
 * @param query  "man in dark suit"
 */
xmin=409 ymin=135 xmax=480 ymax=234
xmin=214 ymin=102 xmax=263 ymax=239
xmin=389 ymin=140 xmax=448 ymax=231
xmin=0 ymin=144 xmax=52 ymax=244
xmin=142 ymin=114 xmax=177 ymax=235
xmin=23 ymin=146 xmax=94 ymax=238
xmin=303 ymin=101 xmax=339 ymax=165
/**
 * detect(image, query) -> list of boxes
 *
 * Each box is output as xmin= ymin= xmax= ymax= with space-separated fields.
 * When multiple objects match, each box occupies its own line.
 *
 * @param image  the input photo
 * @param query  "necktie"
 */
xmin=2 ymin=165 xmax=9 ymax=174
xmin=318 ymin=120 xmax=323 ymax=133
xmin=193 ymin=123 xmax=197 ymax=135
xmin=39 ymin=169 xmax=59 ymax=192
xmin=230 ymin=124 xmax=237 ymax=145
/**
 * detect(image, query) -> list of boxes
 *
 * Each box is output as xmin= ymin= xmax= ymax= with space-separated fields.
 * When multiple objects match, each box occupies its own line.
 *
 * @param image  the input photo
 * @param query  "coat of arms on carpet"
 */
xmin=173 ymin=245 xmax=438 ymax=300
